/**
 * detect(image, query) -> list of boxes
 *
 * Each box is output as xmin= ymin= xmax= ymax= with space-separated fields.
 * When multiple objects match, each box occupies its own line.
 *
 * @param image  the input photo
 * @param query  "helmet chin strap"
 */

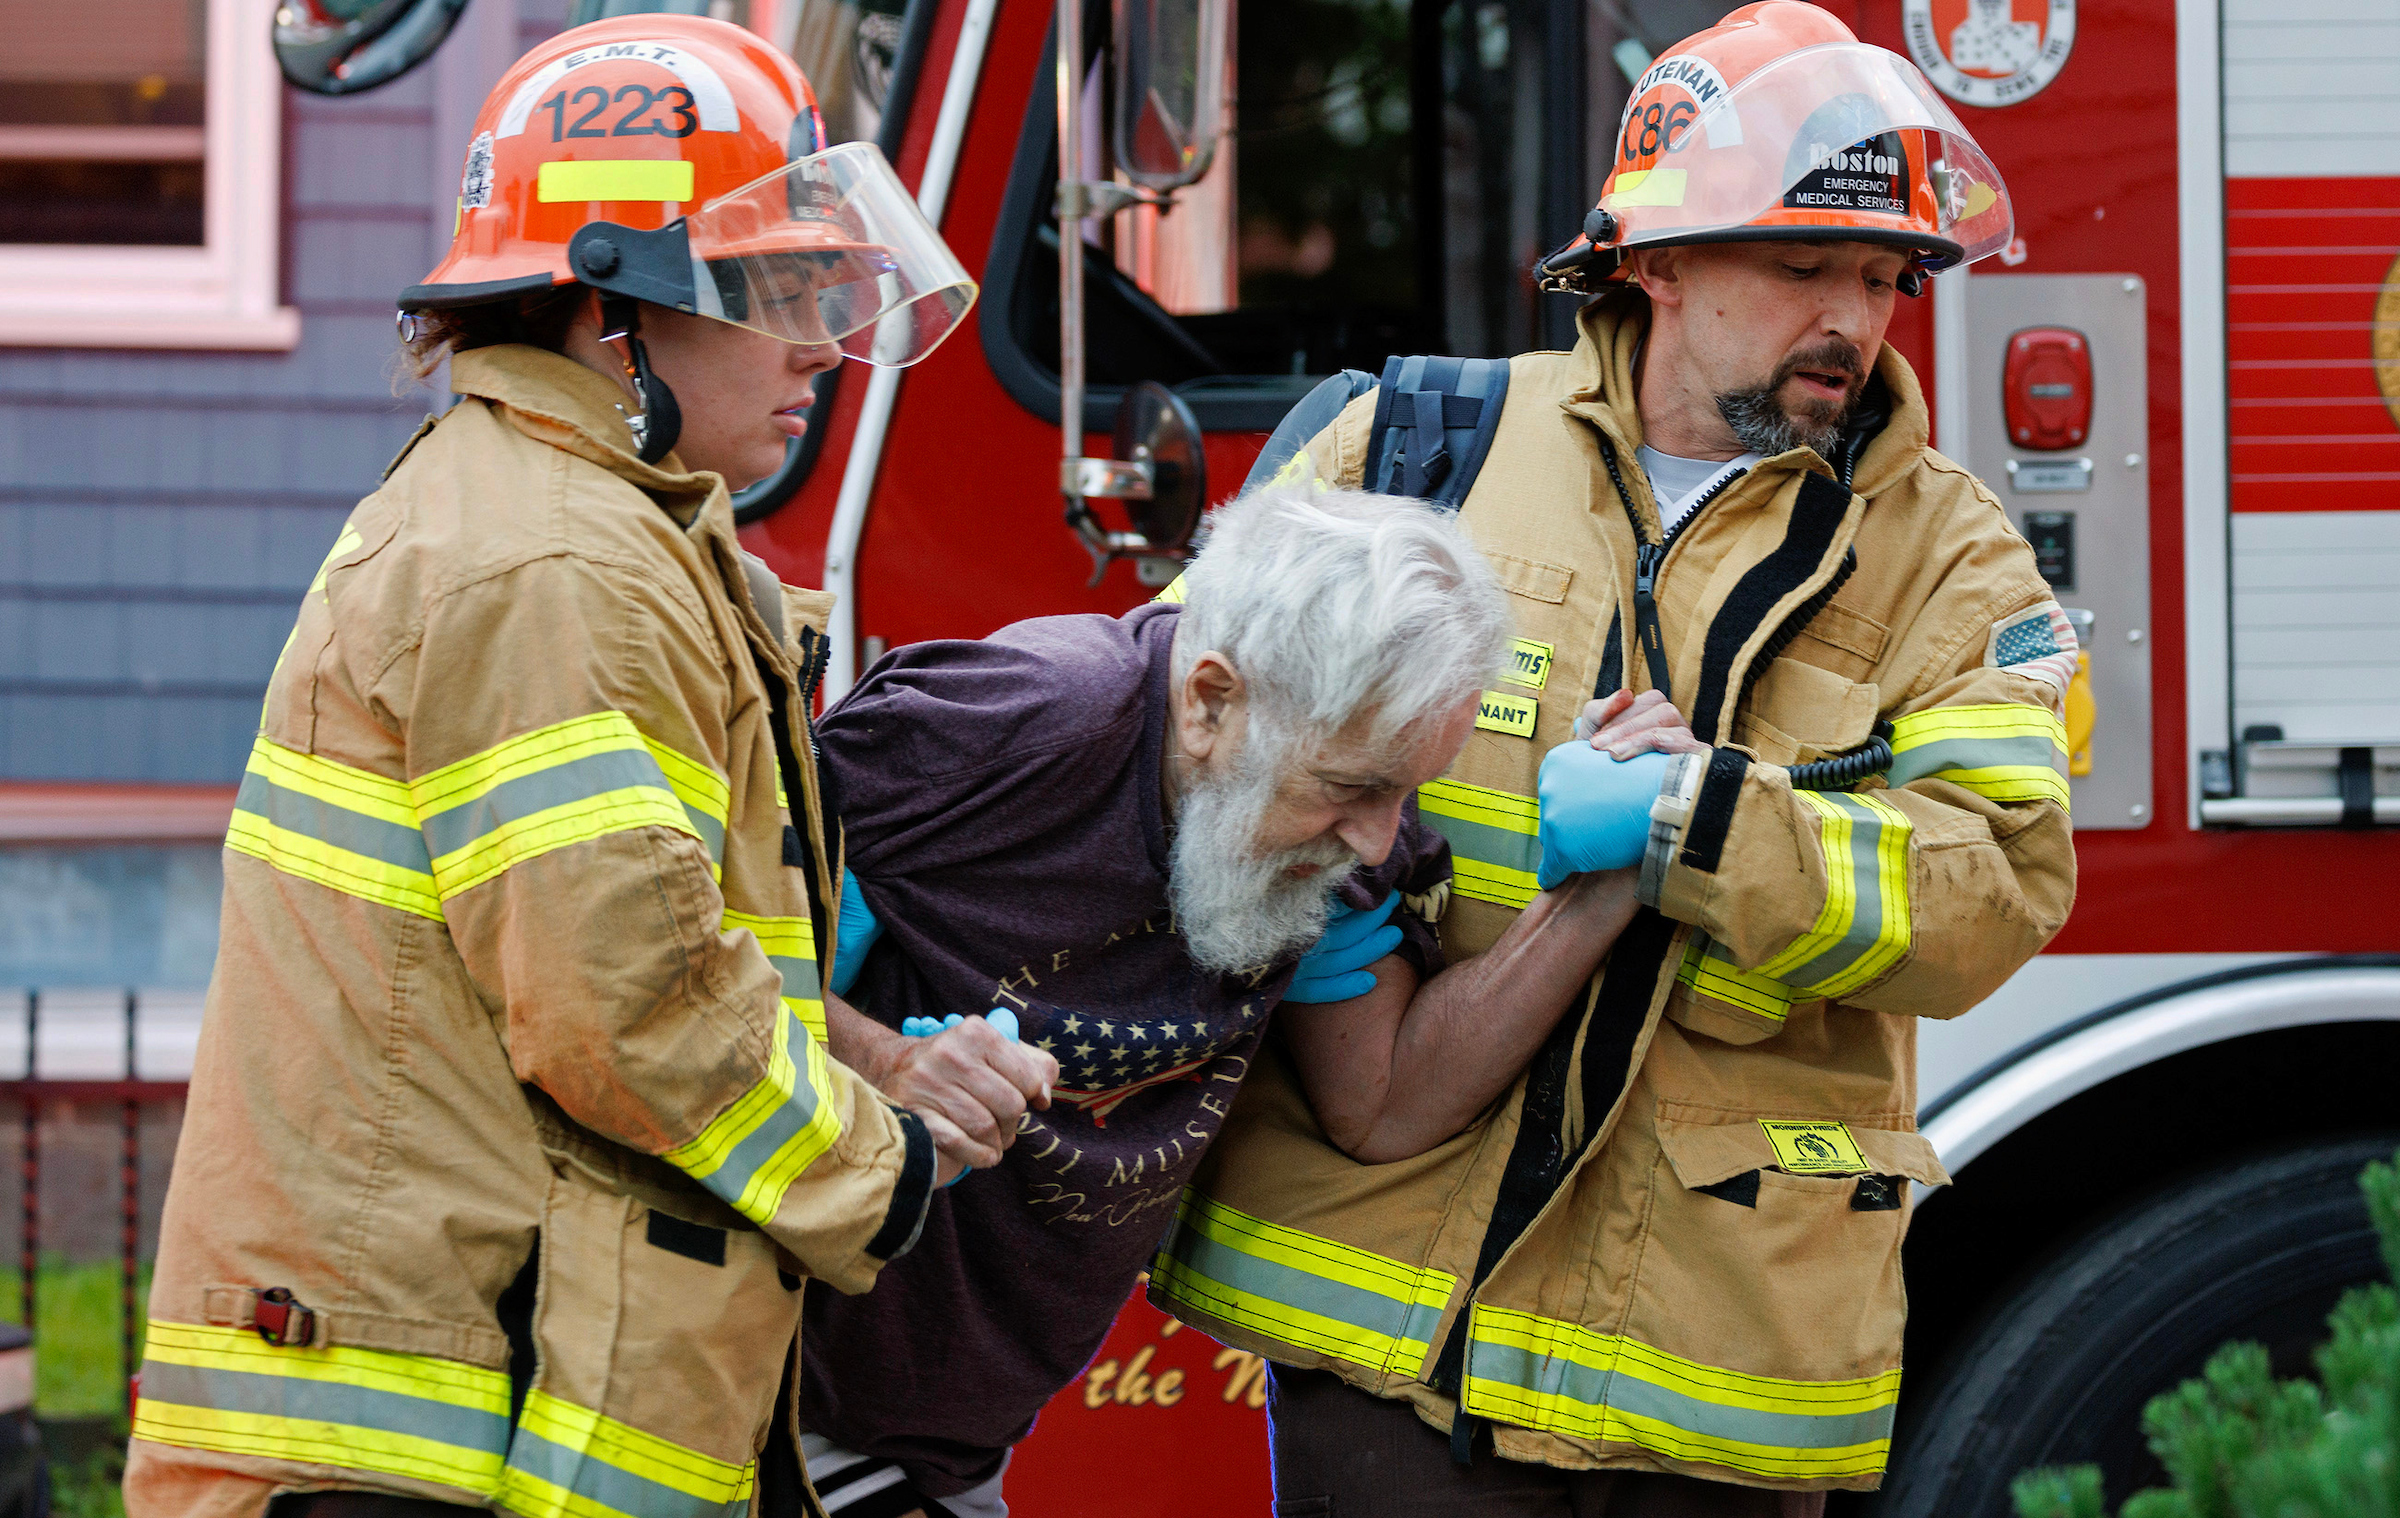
xmin=597 ymin=292 xmax=682 ymax=465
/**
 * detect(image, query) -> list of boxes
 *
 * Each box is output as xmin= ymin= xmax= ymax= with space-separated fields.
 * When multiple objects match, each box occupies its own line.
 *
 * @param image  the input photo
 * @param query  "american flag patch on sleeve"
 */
xmin=1988 ymin=600 xmax=2080 ymax=694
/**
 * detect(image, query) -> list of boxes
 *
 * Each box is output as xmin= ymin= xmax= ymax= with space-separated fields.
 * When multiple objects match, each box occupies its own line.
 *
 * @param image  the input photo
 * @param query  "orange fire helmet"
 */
xmin=400 ymin=13 xmax=975 ymax=370
xmin=1537 ymin=0 xmax=2014 ymax=296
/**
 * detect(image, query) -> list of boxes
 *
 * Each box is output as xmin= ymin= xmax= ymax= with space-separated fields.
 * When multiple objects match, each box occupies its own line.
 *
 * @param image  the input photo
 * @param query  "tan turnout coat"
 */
xmin=1152 ymin=294 xmax=2077 ymax=1492
xmin=127 ymin=346 xmax=933 ymax=1517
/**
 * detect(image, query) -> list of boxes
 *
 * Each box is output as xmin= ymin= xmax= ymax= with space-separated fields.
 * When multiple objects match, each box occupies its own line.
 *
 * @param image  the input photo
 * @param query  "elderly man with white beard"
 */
xmin=788 ymin=485 xmax=1649 ymax=1518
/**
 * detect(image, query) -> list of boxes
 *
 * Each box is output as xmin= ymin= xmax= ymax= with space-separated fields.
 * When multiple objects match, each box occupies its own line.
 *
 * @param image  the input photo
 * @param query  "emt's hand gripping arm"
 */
xmin=1277 ymin=871 xmax=1643 ymax=1165
xmin=1531 ymin=687 xmax=1712 ymax=886
xmin=406 ymin=560 xmax=930 ymax=1294
xmin=823 ymin=874 xmax=1057 ymax=1183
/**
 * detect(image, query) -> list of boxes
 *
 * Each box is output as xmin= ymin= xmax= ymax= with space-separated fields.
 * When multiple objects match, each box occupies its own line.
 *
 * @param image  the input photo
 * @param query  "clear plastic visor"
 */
xmin=682 ymin=141 xmax=979 ymax=367
xmin=1604 ymin=41 xmax=2012 ymax=266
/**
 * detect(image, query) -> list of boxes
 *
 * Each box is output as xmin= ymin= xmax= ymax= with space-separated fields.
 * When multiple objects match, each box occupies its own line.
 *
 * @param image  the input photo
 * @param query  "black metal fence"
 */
xmin=0 ymin=989 xmax=195 ymax=1415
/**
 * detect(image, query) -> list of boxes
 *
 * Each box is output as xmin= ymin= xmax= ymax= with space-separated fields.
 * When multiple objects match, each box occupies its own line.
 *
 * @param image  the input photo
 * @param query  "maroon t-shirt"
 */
xmin=798 ymin=602 xmax=1448 ymax=1493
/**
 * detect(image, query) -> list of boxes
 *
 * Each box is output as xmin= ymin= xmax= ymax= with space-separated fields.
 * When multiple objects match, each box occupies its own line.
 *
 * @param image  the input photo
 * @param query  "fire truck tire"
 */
xmin=1866 ymin=1133 xmax=2399 ymax=1518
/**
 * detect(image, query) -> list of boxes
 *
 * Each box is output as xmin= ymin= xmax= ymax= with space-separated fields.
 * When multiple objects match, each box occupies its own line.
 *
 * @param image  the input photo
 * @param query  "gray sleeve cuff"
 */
xmin=1638 ymin=750 xmax=1707 ymax=908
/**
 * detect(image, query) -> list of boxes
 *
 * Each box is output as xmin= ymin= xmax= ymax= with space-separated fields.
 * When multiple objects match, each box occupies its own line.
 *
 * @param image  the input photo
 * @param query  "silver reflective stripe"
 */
xmin=233 ymin=769 xmax=432 ymax=872
xmin=1464 ymin=1338 xmax=1897 ymax=1451
xmin=504 ymin=1426 xmax=748 ymax=1518
xmin=1159 ymin=1215 xmax=1447 ymax=1357
xmin=417 ymin=747 xmax=679 ymax=859
xmin=1421 ymin=809 xmax=1542 ymax=880
xmin=766 ymin=952 xmax=822 ymax=1001
xmin=1884 ymin=732 xmax=2061 ymax=788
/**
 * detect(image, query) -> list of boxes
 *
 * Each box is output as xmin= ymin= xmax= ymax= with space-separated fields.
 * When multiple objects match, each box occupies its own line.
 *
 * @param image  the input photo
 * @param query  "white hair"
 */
xmin=1171 ymin=483 xmax=1513 ymax=744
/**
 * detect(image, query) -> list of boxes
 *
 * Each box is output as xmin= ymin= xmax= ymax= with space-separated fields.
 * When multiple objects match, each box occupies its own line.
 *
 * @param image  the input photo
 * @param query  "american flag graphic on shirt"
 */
xmin=1030 ymin=1001 xmax=1266 ymax=1123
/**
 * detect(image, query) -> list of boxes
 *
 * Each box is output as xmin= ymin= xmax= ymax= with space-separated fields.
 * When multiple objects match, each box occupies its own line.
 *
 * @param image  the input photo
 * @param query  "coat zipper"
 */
xmin=1602 ymin=437 xmax=1747 ymax=704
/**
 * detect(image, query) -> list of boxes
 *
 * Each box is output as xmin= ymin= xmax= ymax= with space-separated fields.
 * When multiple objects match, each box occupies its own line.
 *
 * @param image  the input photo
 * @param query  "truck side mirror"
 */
xmin=1116 ymin=380 xmax=1205 ymax=552
xmin=1111 ymin=0 xmax=1228 ymax=192
xmin=275 ymin=0 xmax=471 ymax=95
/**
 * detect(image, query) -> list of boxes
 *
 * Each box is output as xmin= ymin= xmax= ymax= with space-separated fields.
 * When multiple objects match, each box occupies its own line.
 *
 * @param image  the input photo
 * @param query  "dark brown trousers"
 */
xmin=1264 ymin=1365 xmax=1830 ymax=1518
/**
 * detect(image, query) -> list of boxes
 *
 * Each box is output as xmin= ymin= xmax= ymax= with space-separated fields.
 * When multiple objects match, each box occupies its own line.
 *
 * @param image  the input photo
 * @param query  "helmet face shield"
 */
xmin=1601 ymin=41 xmax=2012 ymax=267
xmin=684 ymin=141 xmax=977 ymax=366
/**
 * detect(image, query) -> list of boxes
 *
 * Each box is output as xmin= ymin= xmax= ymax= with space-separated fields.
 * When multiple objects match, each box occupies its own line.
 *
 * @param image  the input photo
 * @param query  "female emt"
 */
xmin=125 ymin=17 xmax=1054 ymax=1516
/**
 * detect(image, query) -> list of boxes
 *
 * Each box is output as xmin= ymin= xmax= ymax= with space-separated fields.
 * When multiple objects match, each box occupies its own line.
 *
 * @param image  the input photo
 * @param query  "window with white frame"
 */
xmin=0 ymin=0 xmax=297 ymax=349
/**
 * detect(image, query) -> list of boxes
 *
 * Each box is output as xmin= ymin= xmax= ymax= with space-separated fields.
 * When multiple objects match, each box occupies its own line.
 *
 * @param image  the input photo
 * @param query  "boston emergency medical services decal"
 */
xmin=1903 ymin=0 xmax=2076 ymax=109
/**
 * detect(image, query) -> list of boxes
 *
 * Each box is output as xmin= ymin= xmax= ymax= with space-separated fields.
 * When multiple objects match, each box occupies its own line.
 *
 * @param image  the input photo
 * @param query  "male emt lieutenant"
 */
xmin=1154 ymin=6 xmax=2078 ymax=1514
xmin=124 ymin=18 xmax=1051 ymax=1517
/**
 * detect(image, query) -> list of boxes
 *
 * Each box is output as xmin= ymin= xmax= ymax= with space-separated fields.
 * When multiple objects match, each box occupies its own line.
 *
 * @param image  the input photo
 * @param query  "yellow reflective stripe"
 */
xmin=227 ymin=737 xmax=443 ymax=920
xmin=1889 ymin=702 xmax=2068 ymax=747
xmin=1150 ymin=1190 xmax=1456 ymax=1377
xmin=1418 ymin=776 xmax=1539 ymax=832
xmin=1150 ymin=573 xmax=1189 ymax=604
xmin=409 ymin=711 xmax=661 ymax=815
xmin=535 ymin=159 xmax=697 ymax=203
xmin=310 ymin=523 xmax=364 ymax=599
xmin=1909 ymin=763 xmax=2070 ymax=806
xmin=1448 ymin=857 xmax=1540 ymax=910
xmin=1887 ymin=703 xmax=2071 ymax=810
xmin=1462 ymin=1305 xmax=1899 ymax=1480
xmin=645 ymin=735 xmax=732 ymax=835
xmin=272 ymin=523 xmax=366 ymax=682
xmin=1266 ymin=445 xmax=1321 ymax=489
xmin=722 ymin=909 xmax=826 ymax=1047
xmin=500 ymin=1389 xmax=754 ymax=1518
xmin=1755 ymin=794 xmax=1856 ymax=983
xmin=429 ymin=790 xmax=692 ymax=900
xmin=1824 ymin=791 xmax=1911 ymax=997
xmin=133 ymin=1320 xmax=509 ymax=1494
xmin=410 ymin=712 xmax=711 ymax=900
xmin=1753 ymin=792 xmax=1911 ymax=1000
xmin=247 ymin=733 xmax=417 ymax=826
xmin=1674 ymin=936 xmax=1796 ymax=1023
xmin=1417 ymin=777 xmax=1541 ymax=910
xmin=659 ymin=1006 xmax=842 ymax=1226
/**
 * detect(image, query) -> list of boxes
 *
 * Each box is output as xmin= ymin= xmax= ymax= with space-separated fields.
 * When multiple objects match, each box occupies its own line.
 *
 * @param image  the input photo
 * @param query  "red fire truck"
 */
xmin=264 ymin=0 xmax=2395 ymax=1508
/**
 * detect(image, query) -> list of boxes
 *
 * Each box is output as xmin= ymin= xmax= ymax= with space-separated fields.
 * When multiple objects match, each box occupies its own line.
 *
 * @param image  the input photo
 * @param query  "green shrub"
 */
xmin=2013 ymin=1149 xmax=2400 ymax=1518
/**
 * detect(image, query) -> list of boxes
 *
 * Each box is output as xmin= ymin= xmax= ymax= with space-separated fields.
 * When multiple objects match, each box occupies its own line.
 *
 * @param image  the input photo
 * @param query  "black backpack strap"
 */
xmin=1363 ymin=355 xmax=1512 ymax=509
xmin=1240 ymin=368 xmax=1379 ymax=494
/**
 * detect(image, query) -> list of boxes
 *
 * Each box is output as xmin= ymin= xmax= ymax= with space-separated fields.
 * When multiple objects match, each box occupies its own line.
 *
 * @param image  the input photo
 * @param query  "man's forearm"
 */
xmin=1288 ymin=871 xmax=1640 ymax=1164
xmin=824 ymin=990 xmax=905 ymax=1091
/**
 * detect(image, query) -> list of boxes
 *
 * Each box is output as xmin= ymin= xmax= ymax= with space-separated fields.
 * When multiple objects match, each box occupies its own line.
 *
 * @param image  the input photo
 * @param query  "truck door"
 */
xmin=2207 ymin=0 xmax=2400 ymax=826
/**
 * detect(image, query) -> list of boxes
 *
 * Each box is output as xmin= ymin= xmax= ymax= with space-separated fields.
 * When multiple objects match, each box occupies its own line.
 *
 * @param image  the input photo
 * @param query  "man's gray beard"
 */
xmin=1168 ymin=732 xmax=1358 ymax=977
xmin=1715 ymin=383 xmax=1843 ymax=458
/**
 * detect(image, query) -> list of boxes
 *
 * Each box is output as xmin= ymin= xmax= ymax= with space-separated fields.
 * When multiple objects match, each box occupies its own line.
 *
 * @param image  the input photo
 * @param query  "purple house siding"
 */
xmin=0 ymin=0 xmax=567 ymax=786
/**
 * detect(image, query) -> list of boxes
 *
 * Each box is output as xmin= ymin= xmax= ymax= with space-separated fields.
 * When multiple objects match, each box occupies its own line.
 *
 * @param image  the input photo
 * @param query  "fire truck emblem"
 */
xmin=1903 ymin=0 xmax=2077 ymax=109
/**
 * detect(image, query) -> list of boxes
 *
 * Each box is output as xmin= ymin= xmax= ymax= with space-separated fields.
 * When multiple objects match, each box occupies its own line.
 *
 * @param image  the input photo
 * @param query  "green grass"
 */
xmin=0 ymin=1257 xmax=149 ymax=1417
xmin=48 ymin=1439 xmax=125 ymax=1518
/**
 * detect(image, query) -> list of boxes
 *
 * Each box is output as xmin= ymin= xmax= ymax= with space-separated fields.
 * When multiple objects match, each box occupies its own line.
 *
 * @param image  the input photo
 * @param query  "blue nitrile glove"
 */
xmin=1535 ymin=741 xmax=1673 ymax=890
xmin=1284 ymin=892 xmax=1404 ymax=1004
xmin=899 ymin=1008 xmax=1021 ymax=1041
xmin=897 ymin=1009 xmax=1021 ymax=1187
xmin=828 ymin=873 xmax=883 ymax=998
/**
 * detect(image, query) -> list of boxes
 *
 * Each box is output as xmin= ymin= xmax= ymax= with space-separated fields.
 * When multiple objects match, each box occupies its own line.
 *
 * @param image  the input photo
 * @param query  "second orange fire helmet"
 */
xmin=1537 ymin=0 xmax=2014 ymax=296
